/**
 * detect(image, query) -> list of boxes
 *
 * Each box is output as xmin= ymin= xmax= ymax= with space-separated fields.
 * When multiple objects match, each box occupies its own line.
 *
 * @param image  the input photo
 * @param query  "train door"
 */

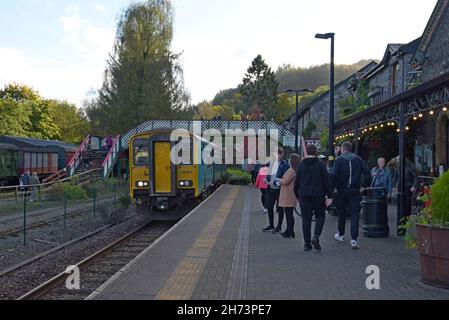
xmin=154 ymin=141 xmax=172 ymax=193
xmin=148 ymin=135 xmax=176 ymax=196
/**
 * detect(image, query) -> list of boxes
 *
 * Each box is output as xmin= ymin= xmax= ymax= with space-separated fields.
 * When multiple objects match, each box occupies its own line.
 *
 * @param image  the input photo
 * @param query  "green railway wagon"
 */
xmin=0 ymin=143 xmax=19 ymax=186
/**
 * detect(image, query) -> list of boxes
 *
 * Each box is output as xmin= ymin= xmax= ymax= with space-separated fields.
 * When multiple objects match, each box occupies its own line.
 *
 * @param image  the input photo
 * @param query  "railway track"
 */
xmin=17 ymin=219 xmax=176 ymax=300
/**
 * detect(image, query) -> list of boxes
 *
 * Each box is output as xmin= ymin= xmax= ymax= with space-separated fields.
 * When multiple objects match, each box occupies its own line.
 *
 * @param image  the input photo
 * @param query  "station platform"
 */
xmin=88 ymin=185 xmax=449 ymax=300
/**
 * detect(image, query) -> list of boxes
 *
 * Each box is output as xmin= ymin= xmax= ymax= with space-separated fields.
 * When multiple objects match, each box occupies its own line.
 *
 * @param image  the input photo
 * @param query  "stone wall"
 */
xmin=421 ymin=5 xmax=449 ymax=82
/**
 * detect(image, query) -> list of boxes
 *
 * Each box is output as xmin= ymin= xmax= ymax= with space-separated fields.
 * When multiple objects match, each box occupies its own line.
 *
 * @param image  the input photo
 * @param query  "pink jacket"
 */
xmin=255 ymin=167 xmax=269 ymax=189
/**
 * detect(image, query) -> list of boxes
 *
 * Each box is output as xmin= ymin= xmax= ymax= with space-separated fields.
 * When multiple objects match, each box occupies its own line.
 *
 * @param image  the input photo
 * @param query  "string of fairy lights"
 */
xmin=334 ymin=105 xmax=449 ymax=144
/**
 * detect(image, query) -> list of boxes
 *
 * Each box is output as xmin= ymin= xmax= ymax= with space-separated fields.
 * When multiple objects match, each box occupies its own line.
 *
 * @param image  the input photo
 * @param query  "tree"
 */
xmin=0 ymin=98 xmax=31 ymax=136
xmin=275 ymin=93 xmax=295 ymax=123
xmin=193 ymin=101 xmax=217 ymax=120
xmin=0 ymin=83 xmax=60 ymax=140
xmin=320 ymin=128 xmax=329 ymax=153
xmin=240 ymin=55 xmax=279 ymax=119
xmin=87 ymin=0 xmax=189 ymax=135
xmin=51 ymin=100 xmax=90 ymax=143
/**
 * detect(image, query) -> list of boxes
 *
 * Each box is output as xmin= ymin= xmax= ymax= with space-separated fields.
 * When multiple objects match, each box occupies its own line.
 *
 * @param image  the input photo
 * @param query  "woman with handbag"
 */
xmin=277 ymin=153 xmax=301 ymax=238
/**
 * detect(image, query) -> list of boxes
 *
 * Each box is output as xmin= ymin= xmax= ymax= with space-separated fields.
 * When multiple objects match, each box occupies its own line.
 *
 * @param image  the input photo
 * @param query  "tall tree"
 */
xmin=0 ymin=83 xmax=60 ymax=140
xmin=50 ymin=100 xmax=90 ymax=144
xmin=87 ymin=0 xmax=189 ymax=135
xmin=240 ymin=55 xmax=279 ymax=119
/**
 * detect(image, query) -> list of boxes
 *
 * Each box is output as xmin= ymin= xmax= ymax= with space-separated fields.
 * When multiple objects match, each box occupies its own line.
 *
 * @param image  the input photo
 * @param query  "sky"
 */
xmin=0 ymin=0 xmax=439 ymax=107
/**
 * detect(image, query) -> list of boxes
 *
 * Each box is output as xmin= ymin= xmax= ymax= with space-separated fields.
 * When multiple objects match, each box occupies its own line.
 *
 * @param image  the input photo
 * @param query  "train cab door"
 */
xmin=148 ymin=136 xmax=176 ymax=196
xmin=154 ymin=141 xmax=172 ymax=193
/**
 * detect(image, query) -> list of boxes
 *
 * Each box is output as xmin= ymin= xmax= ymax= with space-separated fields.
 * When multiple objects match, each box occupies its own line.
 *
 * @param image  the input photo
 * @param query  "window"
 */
xmin=133 ymin=139 xmax=149 ymax=166
xmin=31 ymin=153 xmax=37 ymax=169
xmin=37 ymin=153 xmax=43 ymax=168
xmin=25 ymin=152 xmax=31 ymax=169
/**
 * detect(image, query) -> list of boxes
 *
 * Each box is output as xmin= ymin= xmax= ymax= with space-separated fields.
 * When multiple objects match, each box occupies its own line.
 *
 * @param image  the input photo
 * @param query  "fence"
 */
xmin=0 ymin=169 xmax=129 ymax=246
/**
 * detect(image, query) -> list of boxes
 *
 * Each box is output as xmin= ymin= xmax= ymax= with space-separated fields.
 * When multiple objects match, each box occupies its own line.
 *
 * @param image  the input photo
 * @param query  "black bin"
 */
xmin=362 ymin=187 xmax=389 ymax=238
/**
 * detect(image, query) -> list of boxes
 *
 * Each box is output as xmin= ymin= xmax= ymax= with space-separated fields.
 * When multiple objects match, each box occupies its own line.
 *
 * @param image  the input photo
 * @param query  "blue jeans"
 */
xmin=336 ymin=189 xmax=362 ymax=240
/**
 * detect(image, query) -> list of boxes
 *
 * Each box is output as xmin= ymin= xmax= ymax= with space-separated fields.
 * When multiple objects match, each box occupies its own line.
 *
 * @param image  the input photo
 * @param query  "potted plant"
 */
xmin=404 ymin=171 xmax=449 ymax=289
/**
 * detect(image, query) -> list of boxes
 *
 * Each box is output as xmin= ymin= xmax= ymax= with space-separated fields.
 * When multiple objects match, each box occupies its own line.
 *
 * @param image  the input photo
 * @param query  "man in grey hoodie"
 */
xmin=330 ymin=142 xmax=371 ymax=249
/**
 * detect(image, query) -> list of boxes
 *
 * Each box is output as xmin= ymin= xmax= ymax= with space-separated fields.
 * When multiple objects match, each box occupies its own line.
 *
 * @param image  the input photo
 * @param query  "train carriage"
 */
xmin=129 ymin=128 xmax=224 ymax=217
xmin=0 ymin=136 xmax=77 ymax=186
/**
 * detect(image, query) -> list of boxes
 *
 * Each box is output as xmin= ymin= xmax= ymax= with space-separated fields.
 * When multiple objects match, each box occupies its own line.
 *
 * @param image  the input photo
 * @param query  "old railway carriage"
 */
xmin=129 ymin=128 xmax=224 ymax=213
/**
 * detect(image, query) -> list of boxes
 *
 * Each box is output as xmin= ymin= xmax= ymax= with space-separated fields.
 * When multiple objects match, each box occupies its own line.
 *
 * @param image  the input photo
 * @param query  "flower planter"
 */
xmin=416 ymin=224 xmax=449 ymax=289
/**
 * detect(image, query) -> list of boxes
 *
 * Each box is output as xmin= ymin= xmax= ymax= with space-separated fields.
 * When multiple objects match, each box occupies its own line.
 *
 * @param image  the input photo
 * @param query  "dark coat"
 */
xmin=294 ymin=157 xmax=333 ymax=198
xmin=330 ymin=152 xmax=371 ymax=190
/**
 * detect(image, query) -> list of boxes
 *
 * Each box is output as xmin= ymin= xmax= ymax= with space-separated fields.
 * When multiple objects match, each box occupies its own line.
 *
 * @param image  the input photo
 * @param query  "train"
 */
xmin=0 ymin=136 xmax=77 ymax=186
xmin=129 ymin=128 xmax=225 ymax=216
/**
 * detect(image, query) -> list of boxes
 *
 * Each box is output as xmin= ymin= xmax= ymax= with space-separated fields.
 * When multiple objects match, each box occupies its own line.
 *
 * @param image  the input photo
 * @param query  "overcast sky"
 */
xmin=0 ymin=0 xmax=438 ymax=106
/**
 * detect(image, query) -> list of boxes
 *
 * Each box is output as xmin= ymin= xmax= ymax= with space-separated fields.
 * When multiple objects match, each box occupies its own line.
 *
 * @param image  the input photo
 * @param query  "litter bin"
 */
xmin=362 ymin=187 xmax=389 ymax=238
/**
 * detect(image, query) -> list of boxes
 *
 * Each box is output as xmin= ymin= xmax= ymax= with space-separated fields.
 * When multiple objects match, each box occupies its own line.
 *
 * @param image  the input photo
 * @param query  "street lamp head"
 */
xmin=281 ymin=88 xmax=312 ymax=94
xmin=315 ymin=33 xmax=334 ymax=40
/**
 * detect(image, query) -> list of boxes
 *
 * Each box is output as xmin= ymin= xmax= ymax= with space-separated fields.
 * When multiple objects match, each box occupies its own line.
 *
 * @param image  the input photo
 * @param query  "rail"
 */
xmin=41 ymin=168 xmax=67 ymax=184
xmin=101 ymin=135 xmax=121 ymax=180
xmin=0 ymin=168 xmax=102 ymax=199
xmin=119 ymin=120 xmax=295 ymax=150
xmin=67 ymin=135 xmax=91 ymax=177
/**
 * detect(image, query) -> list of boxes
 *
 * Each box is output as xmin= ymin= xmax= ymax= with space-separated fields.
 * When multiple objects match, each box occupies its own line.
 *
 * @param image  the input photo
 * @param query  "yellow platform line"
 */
xmin=155 ymin=186 xmax=239 ymax=300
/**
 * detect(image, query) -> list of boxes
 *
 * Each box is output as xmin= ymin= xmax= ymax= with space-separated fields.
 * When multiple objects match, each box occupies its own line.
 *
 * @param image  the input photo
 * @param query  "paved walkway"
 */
xmin=89 ymin=185 xmax=449 ymax=300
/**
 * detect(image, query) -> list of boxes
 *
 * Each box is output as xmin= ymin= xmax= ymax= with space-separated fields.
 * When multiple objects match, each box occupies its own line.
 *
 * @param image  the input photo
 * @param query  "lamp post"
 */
xmin=281 ymin=89 xmax=312 ymax=154
xmin=315 ymin=32 xmax=335 ymax=161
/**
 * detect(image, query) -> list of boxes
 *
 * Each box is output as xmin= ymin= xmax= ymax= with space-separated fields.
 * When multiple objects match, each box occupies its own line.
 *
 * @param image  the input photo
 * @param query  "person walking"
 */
xmin=294 ymin=144 xmax=333 ymax=251
xmin=263 ymin=147 xmax=290 ymax=233
xmin=371 ymin=157 xmax=393 ymax=197
xmin=251 ymin=160 xmax=261 ymax=185
xmin=106 ymin=136 xmax=114 ymax=150
xmin=29 ymin=172 xmax=40 ymax=202
xmin=255 ymin=165 xmax=269 ymax=213
xmin=277 ymin=153 xmax=301 ymax=238
xmin=330 ymin=141 xmax=371 ymax=249
xmin=23 ymin=171 xmax=31 ymax=199
xmin=392 ymin=157 xmax=419 ymax=233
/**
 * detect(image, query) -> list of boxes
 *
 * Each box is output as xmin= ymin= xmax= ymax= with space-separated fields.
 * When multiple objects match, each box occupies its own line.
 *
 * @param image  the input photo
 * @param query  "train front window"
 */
xmin=133 ymin=139 xmax=149 ymax=166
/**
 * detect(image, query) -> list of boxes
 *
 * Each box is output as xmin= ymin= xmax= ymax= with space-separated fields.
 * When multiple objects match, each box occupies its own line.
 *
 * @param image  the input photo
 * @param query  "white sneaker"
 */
xmin=351 ymin=240 xmax=360 ymax=249
xmin=263 ymin=208 xmax=268 ymax=214
xmin=334 ymin=233 xmax=345 ymax=242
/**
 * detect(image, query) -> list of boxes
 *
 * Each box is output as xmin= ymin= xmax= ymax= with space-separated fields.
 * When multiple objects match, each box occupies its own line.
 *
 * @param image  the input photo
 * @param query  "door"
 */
xmin=153 ymin=141 xmax=172 ymax=193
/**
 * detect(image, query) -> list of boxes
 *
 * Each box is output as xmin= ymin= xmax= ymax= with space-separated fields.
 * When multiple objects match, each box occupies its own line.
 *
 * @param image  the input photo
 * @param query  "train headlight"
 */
xmin=136 ymin=181 xmax=148 ymax=188
xmin=179 ymin=180 xmax=192 ymax=187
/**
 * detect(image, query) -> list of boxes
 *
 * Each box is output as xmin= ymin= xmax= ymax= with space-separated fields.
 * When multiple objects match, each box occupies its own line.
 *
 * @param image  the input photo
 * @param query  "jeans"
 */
xmin=260 ymin=189 xmax=267 ymax=209
xmin=299 ymin=196 xmax=326 ymax=244
xmin=336 ymin=189 xmax=362 ymax=240
xmin=284 ymin=207 xmax=295 ymax=234
xmin=267 ymin=188 xmax=284 ymax=228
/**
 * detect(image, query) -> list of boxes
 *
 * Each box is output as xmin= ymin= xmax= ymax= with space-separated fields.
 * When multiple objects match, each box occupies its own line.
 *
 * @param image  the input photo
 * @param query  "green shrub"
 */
xmin=44 ymin=184 xmax=65 ymax=201
xmin=227 ymin=175 xmax=251 ymax=185
xmin=44 ymin=183 xmax=87 ymax=201
xmin=430 ymin=171 xmax=449 ymax=226
xmin=63 ymin=184 xmax=88 ymax=200
xmin=225 ymin=169 xmax=251 ymax=178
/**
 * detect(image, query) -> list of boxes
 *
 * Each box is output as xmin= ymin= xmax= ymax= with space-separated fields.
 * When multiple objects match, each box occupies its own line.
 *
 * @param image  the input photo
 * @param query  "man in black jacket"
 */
xmin=294 ymin=144 xmax=333 ymax=251
xmin=330 ymin=141 xmax=371 ymax=249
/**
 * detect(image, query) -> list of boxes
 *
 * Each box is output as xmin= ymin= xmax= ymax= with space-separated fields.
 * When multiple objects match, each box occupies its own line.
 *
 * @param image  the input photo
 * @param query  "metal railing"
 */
xmin=119 ymin=120 xmax=294 ymax=150
xmin=67 ymin=135 xmax=91 ymax=177
xmin=0 ymin=170 xmax=129 ymax=246
xmin=102 ymin=135 xmax=121 ymax=180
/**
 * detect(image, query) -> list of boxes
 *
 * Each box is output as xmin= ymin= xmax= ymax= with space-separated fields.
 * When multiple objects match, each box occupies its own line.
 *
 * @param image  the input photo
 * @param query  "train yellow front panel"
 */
xmin=154 ymin=141 xmax=172 ymax=193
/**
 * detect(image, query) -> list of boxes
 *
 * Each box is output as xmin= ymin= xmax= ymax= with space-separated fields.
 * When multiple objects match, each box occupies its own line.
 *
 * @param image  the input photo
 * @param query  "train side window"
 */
xmin=133 ymin=139 xmax=149 ymax=166
xmin=177 ymin=137 xmax=193 ymax=165
xmin=25 ymin=152 xmax=31 ymax=169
